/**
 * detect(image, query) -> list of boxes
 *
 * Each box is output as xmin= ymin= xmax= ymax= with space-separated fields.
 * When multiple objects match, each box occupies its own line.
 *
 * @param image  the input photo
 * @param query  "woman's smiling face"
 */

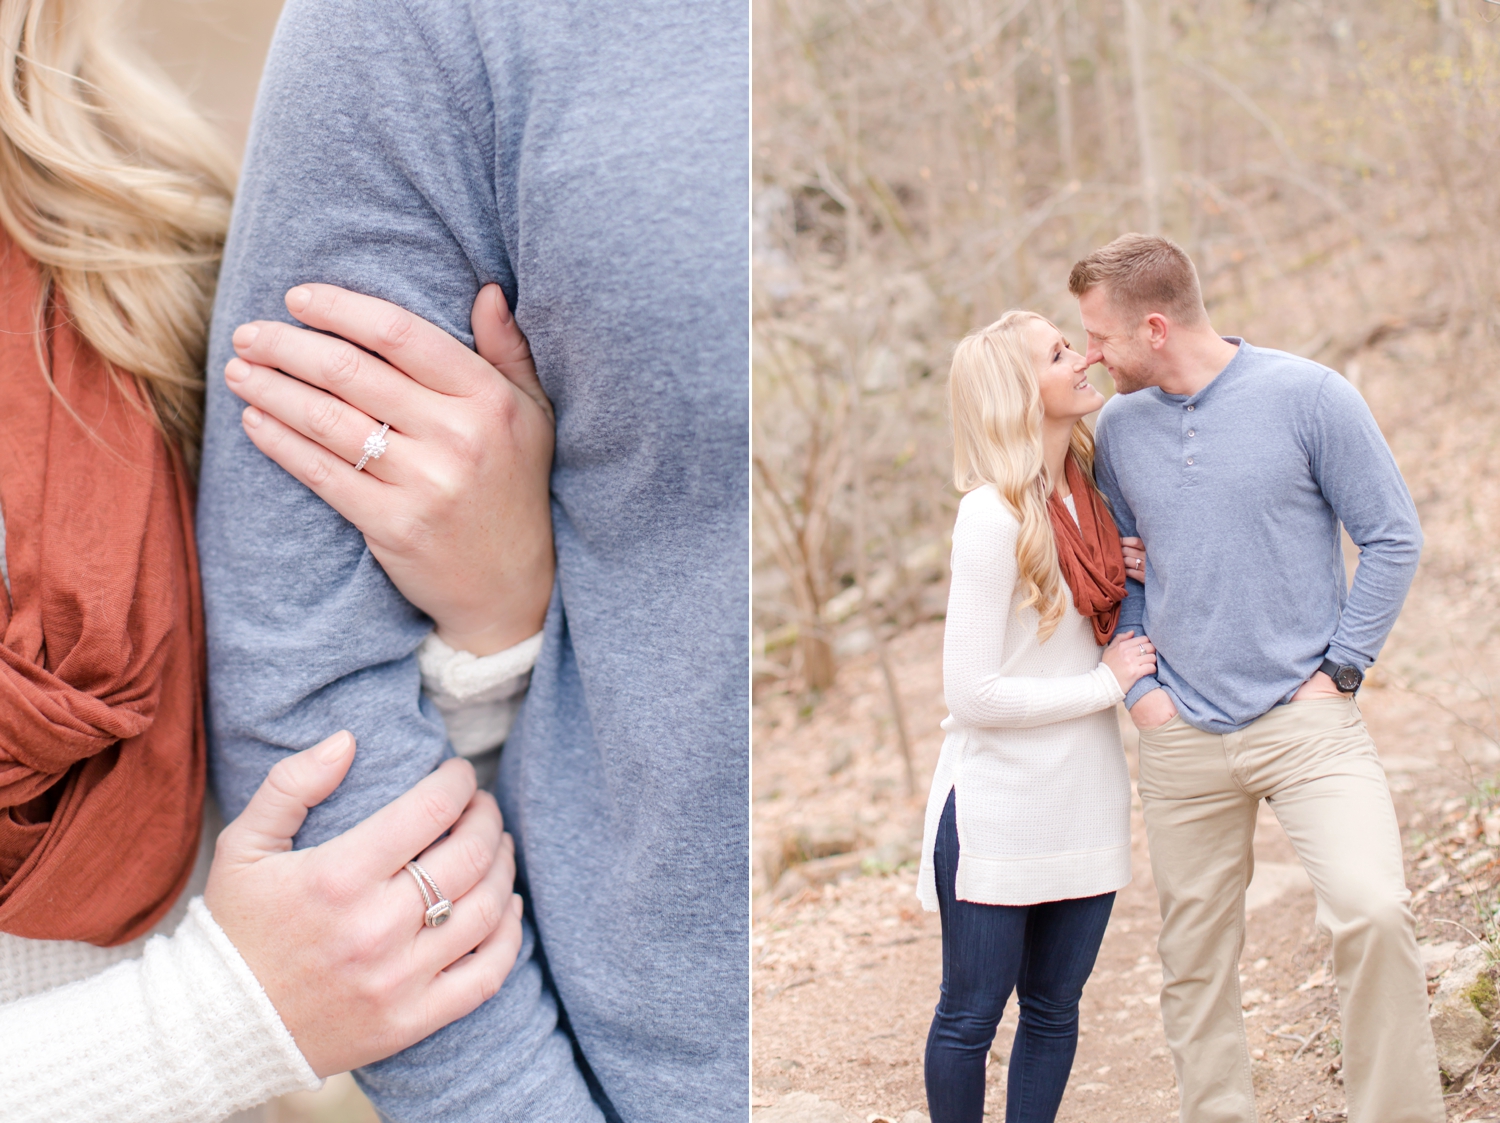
xmin=1028 ymin=317 xmax=1103 ymax=424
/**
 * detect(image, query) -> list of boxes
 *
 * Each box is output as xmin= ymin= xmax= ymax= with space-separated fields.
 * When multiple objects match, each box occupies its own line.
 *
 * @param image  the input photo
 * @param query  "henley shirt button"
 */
xmin=1188 ymin=429 xmax=1196 ymax=437
xmin=1186 ymin=457 xmax=1195 ymax=465
xmin=1186 ymin=404 xmax=1195 ymax=411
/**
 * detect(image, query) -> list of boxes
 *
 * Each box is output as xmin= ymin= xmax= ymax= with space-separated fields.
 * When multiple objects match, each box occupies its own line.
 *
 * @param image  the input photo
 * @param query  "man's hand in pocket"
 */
xmin=1130 ymin=688 xmax=1179 ymax=731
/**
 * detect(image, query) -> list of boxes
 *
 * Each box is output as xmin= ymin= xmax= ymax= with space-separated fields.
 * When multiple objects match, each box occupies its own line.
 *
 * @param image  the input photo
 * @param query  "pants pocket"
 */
xmin=1135 ymin=715 xmax=1215 ymax=803
xmin=1137 ymin=712 xmax=1187 ymax=742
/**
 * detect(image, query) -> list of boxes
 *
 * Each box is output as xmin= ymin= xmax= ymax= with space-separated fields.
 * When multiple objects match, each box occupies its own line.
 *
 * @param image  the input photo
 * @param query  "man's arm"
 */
xmin=1093 ymin=413 xmax=1161 ymax=710
xmin=1309 ymin=372 xmax=1423 ymax=669
xmin=198 ymin=1 xmax=600 ymax=1118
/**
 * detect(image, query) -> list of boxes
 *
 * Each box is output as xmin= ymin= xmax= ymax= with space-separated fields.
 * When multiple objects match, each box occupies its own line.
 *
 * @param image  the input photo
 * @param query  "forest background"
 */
xmin=753 ymin=0 xmax=1498 ymax=694
xmin=753 ymin=1 xmax=1500 ymax=1118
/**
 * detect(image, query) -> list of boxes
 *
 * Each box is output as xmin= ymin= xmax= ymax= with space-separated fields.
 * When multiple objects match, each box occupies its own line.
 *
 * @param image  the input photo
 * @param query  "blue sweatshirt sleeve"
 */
xmin=1093 ymin=407 xmax=1159 ymax=709
xmin=1308 ymin=372 xmax=1423 ymax=670
xmin=196 ymin=1 xmax=601 ymax=1119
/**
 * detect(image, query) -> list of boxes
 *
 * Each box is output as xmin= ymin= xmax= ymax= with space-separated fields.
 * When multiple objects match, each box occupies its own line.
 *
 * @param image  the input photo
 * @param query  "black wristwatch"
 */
xmin=1319 ymin=657 xmax=1364 ymax=694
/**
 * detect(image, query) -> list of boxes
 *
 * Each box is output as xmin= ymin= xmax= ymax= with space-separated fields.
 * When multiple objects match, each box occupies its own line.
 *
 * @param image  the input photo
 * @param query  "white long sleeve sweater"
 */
xmin=0 ymin=897 xmax=320 ymax=1123
xmin=0 ymin=506 xmax=539 ymax=1122
xmin=916 ymin=485 xmax=1133 ymax=910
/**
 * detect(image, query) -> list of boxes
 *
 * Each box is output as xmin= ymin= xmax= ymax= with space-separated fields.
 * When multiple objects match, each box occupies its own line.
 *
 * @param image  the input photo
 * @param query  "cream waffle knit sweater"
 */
xmin=917 ymin=485 xmax=1133 ymax=910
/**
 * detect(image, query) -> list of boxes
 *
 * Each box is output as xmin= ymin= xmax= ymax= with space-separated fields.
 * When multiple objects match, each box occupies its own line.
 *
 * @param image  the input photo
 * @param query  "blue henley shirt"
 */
xmin=1093 ymin=339 xmax=1422 ymax=734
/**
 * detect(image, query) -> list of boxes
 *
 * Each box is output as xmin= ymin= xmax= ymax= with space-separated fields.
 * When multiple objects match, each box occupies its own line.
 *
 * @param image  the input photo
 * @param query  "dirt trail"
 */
xmin=753 ymin=618 xmax=1500 ymax=1122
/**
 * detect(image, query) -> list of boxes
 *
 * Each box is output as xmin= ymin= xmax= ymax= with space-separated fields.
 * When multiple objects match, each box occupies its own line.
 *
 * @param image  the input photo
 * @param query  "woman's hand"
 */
xmin=204 ymin=733 xmax=523 ymax=1077
xmin=1102 ymin=629 xmax=1157 ymax=696
xmin=1121 ymin=536 xmax=1146 ymax=579
xmin=225 ymin=284 xmax=554 ymax=656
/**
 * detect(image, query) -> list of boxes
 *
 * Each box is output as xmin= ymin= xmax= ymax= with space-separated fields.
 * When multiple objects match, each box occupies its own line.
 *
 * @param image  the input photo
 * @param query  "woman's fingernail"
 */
xmin=242 ymin=406 xmax=263 ymax=428
xmin=225 ymin=358 xmax=248 ymax=384
xmin=286 ymin=286 xmax=312 ymax=314
xmin=317 ymin=731 xmax=353 ymax=763
xmin=233 ymin=323 xmax=259 ymax=349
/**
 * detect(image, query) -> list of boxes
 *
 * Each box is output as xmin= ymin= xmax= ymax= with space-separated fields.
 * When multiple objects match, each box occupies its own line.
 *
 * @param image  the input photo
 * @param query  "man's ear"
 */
xmin=1144 ymin=312 xmax=1170 ymax=351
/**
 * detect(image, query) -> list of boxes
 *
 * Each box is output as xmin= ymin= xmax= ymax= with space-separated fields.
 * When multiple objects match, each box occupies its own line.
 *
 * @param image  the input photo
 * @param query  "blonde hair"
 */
xmin=949 ymin=311 xmax=1100 ymax=642
xmin=1068 ymin=233 xmax=1207 ymax=327
xmin=0 ymin=0 xmax=237 ymax=472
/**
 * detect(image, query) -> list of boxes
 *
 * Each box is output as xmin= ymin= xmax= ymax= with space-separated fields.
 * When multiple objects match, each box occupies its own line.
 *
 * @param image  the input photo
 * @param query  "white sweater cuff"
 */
xmin=1096 ymin=662 xmax=1126 ymax=706
xmin=418 ymin=630 xmax=543 ymax=757
xmin=0 ymin=897 xmax=319 ymax=1123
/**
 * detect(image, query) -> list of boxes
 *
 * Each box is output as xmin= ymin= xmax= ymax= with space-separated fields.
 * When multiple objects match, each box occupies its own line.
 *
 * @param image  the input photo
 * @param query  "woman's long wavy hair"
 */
xmin=0 ymin=0 xmax=236 ymax=473
xmin=949 ymin=311 xmax=1100 ymax=642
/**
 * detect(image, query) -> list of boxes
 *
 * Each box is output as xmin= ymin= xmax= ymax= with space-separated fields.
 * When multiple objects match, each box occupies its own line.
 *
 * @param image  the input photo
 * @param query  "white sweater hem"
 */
xmin=947 ymin=845 xmax=1131 ymax=910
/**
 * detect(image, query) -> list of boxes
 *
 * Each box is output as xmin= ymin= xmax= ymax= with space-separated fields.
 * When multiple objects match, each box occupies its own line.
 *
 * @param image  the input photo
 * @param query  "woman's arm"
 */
xmin=943 ymin=498 xmax=1148 ymax=729
xmin=0 ymin=898 xmax=317 ymax=1123
xmin=0 ymin=733 xmax=524 ymax=1123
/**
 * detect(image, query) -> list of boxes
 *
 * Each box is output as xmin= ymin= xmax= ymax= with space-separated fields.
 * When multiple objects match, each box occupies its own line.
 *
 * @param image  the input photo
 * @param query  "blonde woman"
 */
xmin=918 ymin=312 xmax=1157 ymax=1122
xmin=0 ymin=2 xmax=556 ymax=1119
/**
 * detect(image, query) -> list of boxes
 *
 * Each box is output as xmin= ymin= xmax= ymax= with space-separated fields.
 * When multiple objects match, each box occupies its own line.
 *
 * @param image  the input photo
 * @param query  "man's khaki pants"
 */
xmin=1136 ymin=696 xmax=1444 ymax=1123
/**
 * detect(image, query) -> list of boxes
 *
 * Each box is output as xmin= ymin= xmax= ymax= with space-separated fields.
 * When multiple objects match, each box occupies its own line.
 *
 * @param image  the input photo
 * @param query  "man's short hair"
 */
xmin=1068 ymin=233 xmax=1207 ymax=325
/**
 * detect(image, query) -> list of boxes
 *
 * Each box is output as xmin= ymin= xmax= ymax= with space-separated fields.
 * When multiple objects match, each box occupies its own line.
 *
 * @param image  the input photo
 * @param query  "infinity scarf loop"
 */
xmin=1046 ymin=455 xmax=1128 ymax=647
xmin=0 ymin=234 xmax=205 ymax=947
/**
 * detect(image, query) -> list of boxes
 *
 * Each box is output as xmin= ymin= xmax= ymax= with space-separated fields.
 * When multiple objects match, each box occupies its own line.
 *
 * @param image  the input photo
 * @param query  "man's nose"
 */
xmin=1085 ymin=345 xmax=1104 ymax=367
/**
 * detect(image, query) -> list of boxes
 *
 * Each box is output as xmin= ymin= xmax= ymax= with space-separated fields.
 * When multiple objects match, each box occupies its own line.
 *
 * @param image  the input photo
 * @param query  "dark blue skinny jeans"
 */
xmin=924 ymin=788 xmax=1114 ymax=1123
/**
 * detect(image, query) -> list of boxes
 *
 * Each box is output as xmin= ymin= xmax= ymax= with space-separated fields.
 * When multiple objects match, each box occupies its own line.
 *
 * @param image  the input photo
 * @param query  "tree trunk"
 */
xmin=1124 ymin=0 xmax=1160 ymax=233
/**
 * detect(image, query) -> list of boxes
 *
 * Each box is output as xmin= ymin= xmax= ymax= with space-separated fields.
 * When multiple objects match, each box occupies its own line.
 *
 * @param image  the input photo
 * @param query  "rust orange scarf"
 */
xmin=1047 ymin=455 xmax=1128 ymax=646
xmin=0 ymin=234 xmax=205 ymax=947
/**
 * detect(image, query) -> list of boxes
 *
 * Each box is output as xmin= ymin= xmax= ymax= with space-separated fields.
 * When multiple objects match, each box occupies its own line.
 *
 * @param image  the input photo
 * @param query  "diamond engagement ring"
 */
xmin=354 ymin=422 xmax=391 ymax=471
xmin=404 ymin=861 xmax=452 ymax=927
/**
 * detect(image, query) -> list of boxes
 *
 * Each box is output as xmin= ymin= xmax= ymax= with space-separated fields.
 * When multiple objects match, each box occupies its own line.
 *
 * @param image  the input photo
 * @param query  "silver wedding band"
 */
xmin=405 ymin=861 xmax=452 ymax=927
xmin=354 ymin=422 xmax=391 ymax=472
xmin=1139 ymin=644 xmax=1146 ymax=655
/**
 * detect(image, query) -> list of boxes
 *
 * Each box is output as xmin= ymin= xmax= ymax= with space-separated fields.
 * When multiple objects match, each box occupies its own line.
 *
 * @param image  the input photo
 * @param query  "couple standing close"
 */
xmin=0 ymin=0 xmax=744 ymax=1121
xmin=922 ymin=233 xmax=1442 ymax=1122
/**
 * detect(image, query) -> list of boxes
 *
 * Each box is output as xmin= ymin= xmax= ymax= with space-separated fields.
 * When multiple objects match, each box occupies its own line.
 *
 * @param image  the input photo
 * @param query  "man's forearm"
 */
xmin=1096 ymin=428 xmax=1158 ymax=710
xmin=1313 ymin=372 xmax=1424 ymax=669
xmin=1124 ymin=674 xmax=1163 ymax=711
xmin=1325 ymin=533 xmax=1421 ymax=668
xmin=197 ymin=0 xmax=602 ymax=1117
xmin=1115 ymin=576 xmax=1146 ymax=637
xmin=200 ymin=369 xmax=603 ymax=1123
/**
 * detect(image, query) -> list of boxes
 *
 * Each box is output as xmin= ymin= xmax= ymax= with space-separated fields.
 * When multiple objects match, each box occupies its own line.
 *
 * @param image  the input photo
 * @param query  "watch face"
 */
xmin=1336 ymin=666 xmax=1361 ymax=691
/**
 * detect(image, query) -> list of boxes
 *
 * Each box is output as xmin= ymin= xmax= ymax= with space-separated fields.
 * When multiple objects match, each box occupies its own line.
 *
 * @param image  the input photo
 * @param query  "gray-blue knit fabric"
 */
xmin=1094 ymin=340 xmax=1421 ymax=733
xmin=195 ymin=1 xmax=747 ymax=1119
